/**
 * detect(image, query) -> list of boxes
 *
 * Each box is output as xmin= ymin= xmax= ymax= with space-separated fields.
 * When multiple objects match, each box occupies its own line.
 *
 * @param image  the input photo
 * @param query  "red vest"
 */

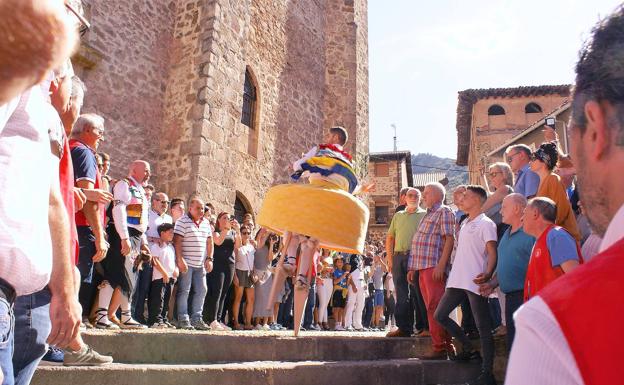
xmin=59 ymin=137 xmax=79 ymax=264
xmin=540 ymin=237 xmax=624 ymax=385
xmin=69 ymin=139 xmax=104 ymax=227
xmin=524 ymin=225 xmax=582 ymax=301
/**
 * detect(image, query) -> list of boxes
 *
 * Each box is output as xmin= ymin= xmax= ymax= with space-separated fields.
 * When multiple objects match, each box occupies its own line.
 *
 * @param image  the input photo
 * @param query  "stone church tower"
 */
xmin=72 ymin=0 xmax=369 ymax=217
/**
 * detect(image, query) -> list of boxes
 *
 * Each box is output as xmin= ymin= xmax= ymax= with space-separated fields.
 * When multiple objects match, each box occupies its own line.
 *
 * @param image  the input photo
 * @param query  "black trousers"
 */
xmin=148 ymin=278 xmax=174 ymax=325
xmin=434 ymin=288 xmax=494 ymax=374
xmin=391 ymin=253 xmax=414 ymax=334
xmin=504 ymin=290 xmax=524 ymax=351
xmin=203 ymin=260 xmax=235 ymax=323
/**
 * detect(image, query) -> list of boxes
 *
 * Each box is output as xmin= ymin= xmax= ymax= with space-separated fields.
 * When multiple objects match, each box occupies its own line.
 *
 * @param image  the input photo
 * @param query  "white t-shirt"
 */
xmin=150 ymin=242 xmax=176 ymax=281
xmin=447 ymin=213 xmax=497 ymax=295
xmin=235 ymin=244 xmax=255 ymax=271
xmin=0 ymin=87 xmax=54 ymax=295
xmin=146 ymin=209 xmax=172 ymax=239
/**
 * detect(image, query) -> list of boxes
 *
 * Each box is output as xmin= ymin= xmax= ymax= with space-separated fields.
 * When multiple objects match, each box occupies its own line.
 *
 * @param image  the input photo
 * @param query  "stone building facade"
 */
xmin=455 ymin=85 xmax=570 ymax=184
xmin=71 ymin=0 xmax=369 ymax=218
xmin=366 ymin=151 xmax=413 ymax=244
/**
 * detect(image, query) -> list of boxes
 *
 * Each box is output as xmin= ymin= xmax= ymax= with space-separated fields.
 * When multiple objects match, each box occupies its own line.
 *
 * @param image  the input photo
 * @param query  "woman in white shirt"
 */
xmin=232 ymin=225 xmax=256 ymax=330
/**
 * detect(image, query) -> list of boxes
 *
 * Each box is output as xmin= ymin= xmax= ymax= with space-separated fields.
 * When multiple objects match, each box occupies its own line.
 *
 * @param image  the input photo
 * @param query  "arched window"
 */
xmin=525 ymin=102 xmax=542 ymax=113
xmin=487 ymin=105 xmax=506 ymax=116
xmin=241 ymin=69 xmax=256 ymax=128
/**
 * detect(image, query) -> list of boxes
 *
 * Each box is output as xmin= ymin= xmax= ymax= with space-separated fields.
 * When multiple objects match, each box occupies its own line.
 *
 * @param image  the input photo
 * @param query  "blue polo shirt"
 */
xmin=514 ymin=164 xmax=540 ymax=198
xmin=496 ymin=226 xmax=535 ymax=293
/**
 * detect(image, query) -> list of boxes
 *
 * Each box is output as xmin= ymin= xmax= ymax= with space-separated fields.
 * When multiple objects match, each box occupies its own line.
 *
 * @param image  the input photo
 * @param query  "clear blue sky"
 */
xmin=369 ymin=0 xmax=623 ymax=159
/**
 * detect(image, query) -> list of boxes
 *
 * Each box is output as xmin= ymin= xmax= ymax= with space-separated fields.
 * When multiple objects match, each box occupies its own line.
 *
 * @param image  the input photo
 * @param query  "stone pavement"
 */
xmin=32 ymin=329 xmax=508 ymax=385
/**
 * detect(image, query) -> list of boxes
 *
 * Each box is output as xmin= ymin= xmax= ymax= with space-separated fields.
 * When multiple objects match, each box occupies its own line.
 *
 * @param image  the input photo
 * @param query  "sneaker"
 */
xmin=334 ymin=324 xmax=345 ymax=331
xmin=191 ymin=320 xmax=211 ymax=331
xmin=262 ymin=324 xmax=271 ymax=331
xmin=177 ymin=319 xmax=194 ymax=330
xmin=63 ymin=344 xmax=113 ymax=366
xmin=466 ymin=370 xmax=497 ymax=385
xmin=254 ymin=324 xmax=264 ymax=330
xmin=345 ymin=326 xmax=355 ymax=332
xmin=42 ymin=347 xmax=64 ymax=364
xmin=150 ymin=322 xmax=168 ymax=329
xmin=219 ymin=322 xmax=232 ymax=331
xmin=209 ymin=320 xmax=225 ymax=331
xmin=164 ymin=320 xmax=175 ymax=328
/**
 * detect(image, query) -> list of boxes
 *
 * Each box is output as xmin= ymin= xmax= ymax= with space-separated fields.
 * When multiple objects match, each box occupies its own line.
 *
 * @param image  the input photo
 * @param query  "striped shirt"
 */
xmin=409 ymin=203 xmax=455 ymax=271
xmin=174 ymin=214 xmax=212 ymax=268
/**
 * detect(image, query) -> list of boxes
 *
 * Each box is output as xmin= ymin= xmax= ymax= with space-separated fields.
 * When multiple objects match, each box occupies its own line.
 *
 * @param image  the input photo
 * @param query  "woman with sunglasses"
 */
xmin=481 ymin=162 xmax=514 ymax=238
xmin=529 ymin=142 xmax=581 ymax=241
xmin=231 ymin=225 xmax=256 ymax=330
xmin=253 ymin=228 xmax=279 ymax=330
xmin=203 ymin=212 xmax=241 ymax=330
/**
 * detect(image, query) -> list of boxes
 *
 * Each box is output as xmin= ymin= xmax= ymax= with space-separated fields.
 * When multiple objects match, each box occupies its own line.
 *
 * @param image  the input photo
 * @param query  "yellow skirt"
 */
xmin=257 ymin=183 xmax=369 ymax=254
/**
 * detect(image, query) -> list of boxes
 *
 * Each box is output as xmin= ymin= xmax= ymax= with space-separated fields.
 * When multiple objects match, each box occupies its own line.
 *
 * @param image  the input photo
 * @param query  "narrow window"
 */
xmin=242 ymin=69 xmax=256 ymax=127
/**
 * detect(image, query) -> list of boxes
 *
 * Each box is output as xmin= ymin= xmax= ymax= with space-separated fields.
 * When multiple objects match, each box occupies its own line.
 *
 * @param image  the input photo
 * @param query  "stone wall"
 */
xmin=72 ymin=0 xmax=369 ymax=217
xmin=75 ymin=0 xmax=176 ymax=179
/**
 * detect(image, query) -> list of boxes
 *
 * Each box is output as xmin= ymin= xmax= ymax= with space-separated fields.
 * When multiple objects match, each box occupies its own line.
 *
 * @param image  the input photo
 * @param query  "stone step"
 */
xmin=32 ymin=359 xmax=481 ymax=385
xmin=78 ymin=329 xmax=429 ymax=364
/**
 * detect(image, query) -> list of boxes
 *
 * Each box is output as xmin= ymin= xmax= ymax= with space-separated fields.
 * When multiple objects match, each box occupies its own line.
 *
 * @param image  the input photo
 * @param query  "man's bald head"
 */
xmin=129 ymin=160 xmax=151 ymax=185
xmin=0 ymin=0 xmax=78 ymax=104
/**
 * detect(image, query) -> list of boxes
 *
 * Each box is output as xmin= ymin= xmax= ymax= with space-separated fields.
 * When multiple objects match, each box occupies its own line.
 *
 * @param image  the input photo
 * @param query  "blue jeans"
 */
xmin=176 ymin=266 xmax=207 ymax=323
xmin=302 ymin=281 xmax=316 ymax=328
xmin=11 ymin=288 xmax=51 ymax=385
xmin=0 ymin=293 xmax=14 ymax=385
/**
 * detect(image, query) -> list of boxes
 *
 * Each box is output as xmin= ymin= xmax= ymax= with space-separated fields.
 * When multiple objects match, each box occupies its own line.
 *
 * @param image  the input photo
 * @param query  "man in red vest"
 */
xmin=521 ymin=197 xmax=581 ymax=302
xmin=506 ymin=6 xmax=624 ymax=385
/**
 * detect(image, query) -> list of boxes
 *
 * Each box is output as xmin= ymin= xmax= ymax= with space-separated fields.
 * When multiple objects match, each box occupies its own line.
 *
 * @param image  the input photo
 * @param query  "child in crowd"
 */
xmin=331 ymin=257 xmax=348 ymax=331
xmin=384 ymin=272 xmax=396 ymax=331
xmin=371 ymin=253 xmax=388 ymax=330
xmin=344 ymin=255 xmax=366 ymax=331
xmin=147 ymin=223 xmax=178 ymax=328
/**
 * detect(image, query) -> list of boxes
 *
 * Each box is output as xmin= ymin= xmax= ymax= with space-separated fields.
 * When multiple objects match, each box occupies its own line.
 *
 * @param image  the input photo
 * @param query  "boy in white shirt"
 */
xmin=433 ymin=185 xmax=497 ymax=385
xmin=147 ymin=223 xmax=178 ymax=328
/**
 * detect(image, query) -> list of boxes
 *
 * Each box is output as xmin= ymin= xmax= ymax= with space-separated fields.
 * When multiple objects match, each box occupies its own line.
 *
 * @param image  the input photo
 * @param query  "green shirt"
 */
xmin=388 ymin=208 xmax=426 ymax=253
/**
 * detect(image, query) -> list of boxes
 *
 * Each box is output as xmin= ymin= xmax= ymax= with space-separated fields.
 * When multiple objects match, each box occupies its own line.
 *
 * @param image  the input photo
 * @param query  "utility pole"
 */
xmin=391 ymin=123 xmax=397 ymax=152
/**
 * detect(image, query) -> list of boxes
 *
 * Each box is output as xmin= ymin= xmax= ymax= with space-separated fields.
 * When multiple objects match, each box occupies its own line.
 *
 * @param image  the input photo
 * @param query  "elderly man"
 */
xmin=478 ymin=194 xmax=534 ymax=350
xmin=406 ymin=182 xmax=455 ymax=358
xmin=385 ymin=188 xmax=426 ymax=337
xmin=508 ymin=7 xmax=624 ymax=383
xmin=175 ymin=198 xmax=214 ymax=330
xmin=133 ymin=192 xmax=173 ymax=323
xmin=521 ymin=197 xmax=581 ymax=301
xmin=70 ymin=114 xmax=109 ymax=325
xmin=96 ymin=161 xmax=152 ymax=329
xmin=505 ymin=144 xmax=540 ymax=199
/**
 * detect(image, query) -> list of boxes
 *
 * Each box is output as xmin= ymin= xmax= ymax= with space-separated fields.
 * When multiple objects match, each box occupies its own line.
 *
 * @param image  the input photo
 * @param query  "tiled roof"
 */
xmin=412 ymin=172 xmax=447 ymax=187
xmin=455 ymin=84 xmax=572 ymax=166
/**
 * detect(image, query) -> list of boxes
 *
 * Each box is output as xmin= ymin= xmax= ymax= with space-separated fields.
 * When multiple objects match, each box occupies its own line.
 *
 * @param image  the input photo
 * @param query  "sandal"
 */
xmin=118 ymin=311 xmax=147 ymax=329
xmin=95 ymin=309 xmax=119 ymax=330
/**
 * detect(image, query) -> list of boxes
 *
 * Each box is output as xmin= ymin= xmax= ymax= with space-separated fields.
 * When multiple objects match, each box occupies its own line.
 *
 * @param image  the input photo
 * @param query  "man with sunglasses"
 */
xmin=504 ymin=144 xmax=540 ymax=199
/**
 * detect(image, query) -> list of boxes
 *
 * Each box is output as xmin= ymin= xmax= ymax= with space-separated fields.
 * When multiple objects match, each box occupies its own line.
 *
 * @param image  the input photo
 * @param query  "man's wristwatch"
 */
xmin=206 ymin=257 xmax=214 ymax=262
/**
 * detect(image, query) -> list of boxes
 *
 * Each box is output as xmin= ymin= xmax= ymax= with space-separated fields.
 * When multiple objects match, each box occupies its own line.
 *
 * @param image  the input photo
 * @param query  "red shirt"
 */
xmin=59 ymin=136 xmax=79 ymax=264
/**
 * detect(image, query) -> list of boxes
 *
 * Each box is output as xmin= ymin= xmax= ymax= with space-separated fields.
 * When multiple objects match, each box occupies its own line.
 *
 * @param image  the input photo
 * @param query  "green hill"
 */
xmin=411 ymin=153 xmax=469 ymax=194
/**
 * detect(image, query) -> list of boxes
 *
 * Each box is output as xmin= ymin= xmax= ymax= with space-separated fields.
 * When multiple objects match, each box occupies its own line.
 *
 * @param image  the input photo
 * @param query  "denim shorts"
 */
xmin=373 ymin=289 xmax=384 ymax=307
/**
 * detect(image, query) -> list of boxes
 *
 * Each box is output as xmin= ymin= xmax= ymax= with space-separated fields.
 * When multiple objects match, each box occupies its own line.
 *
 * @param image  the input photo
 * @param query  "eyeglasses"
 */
xmin=156 ymin=199 xmax=170 ymax=204
xmin=241 ymin=231 xmax=250 ymax=235
xmin=506 ymin=152 xmax=521 ymax=163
